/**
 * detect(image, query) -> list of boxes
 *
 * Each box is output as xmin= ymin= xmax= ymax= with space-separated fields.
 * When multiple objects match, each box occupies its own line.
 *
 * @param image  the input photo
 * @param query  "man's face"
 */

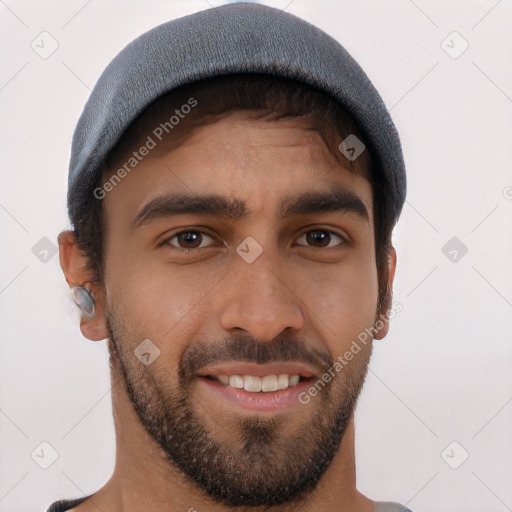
xmin=101 ymin=111 xmax=378 ymax=507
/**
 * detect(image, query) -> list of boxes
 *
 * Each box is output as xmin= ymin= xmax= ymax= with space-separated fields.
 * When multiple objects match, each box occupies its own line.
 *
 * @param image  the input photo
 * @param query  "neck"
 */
xmin=81 ymin=371 xmax=374 ymax=512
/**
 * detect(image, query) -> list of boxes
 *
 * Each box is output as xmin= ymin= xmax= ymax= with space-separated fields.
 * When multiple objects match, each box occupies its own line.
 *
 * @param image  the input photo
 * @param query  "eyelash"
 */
xmin=159 ymin=227 xmax=348 ymax=251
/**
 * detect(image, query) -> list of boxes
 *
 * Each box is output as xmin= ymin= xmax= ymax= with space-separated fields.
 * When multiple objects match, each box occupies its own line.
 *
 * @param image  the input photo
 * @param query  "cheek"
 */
xmin=105 ymin=257 xmax=217 ymax=356
xmin=294 ymin=257 xmax=378 ymax=350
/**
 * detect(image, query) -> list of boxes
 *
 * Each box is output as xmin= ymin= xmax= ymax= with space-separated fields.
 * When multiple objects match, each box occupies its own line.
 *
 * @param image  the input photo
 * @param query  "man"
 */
xmin=51 ymin=2 xmax=410 ymax=511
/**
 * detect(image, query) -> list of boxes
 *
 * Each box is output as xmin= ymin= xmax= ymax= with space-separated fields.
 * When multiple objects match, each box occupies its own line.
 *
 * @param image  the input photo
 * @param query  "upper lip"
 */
xmin=196 ymin=361 xmax=317 ymax=379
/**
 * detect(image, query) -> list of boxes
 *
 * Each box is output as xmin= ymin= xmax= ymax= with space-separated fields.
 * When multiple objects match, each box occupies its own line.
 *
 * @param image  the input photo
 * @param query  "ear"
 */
xmin=373 ymin=245 xmax=397 ymax=340
xmin=58 ymin=230 xmax=108 ymax=341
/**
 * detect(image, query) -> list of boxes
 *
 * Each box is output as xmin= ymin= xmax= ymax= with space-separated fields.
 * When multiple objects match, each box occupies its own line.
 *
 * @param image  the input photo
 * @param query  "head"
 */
xmin=59 ymin=73 xmax=398 ymax=507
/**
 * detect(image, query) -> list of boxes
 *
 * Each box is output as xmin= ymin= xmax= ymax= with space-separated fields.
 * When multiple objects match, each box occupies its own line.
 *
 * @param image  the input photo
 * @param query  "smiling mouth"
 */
xmin=195 ymin=361 xmax=319 ymax=411
xmin=202 ymin=373 xmax=312 ymax=393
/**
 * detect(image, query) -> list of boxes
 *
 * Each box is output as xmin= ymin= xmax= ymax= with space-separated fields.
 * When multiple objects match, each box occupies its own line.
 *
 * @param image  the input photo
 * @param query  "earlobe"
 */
xmin=373 ymin=246 xmax=397 ymax=341
xmin=78 ymin=286 xmax=108 ymax=341
xmin=58 ymin=230 xmax=108 ymax=341
xmin=79 ymin=309 xmax=108 ymax=341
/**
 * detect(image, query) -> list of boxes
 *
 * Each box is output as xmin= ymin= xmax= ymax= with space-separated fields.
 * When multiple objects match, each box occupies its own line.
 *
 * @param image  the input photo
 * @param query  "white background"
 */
xmin=1 ymin=1 xmax=511 ymax=511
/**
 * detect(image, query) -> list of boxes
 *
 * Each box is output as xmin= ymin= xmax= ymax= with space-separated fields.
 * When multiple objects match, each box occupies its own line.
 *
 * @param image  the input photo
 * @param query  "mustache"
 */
xmin=179 ymin=333 xmax=332 ymax=382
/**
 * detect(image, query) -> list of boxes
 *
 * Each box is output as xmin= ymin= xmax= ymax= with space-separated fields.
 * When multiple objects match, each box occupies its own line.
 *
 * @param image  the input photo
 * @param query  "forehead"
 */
xmin=102 ymin=112 xmax=373 ymax=224
xmin=165 ymin=112 xmax=339 ymax=164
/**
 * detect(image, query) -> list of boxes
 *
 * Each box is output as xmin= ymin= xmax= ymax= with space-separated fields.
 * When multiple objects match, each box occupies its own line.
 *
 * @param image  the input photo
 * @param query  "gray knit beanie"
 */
xmin=68 ymin=2 xmax=406 ymax=224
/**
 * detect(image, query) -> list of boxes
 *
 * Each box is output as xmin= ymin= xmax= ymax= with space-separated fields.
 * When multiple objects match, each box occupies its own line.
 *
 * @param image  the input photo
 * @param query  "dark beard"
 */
xmin=106 ymin=312 xmax=371 ymax=510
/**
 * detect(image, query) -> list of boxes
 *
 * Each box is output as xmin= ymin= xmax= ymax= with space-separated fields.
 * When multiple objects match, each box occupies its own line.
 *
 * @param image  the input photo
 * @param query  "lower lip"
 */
xmin=197 ymin=377 xmax=312 ymax=412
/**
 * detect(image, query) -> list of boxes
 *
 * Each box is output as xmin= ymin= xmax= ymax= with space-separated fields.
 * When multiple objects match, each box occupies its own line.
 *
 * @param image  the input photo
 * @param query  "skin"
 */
xmin=59 ymin=111 xmax=397 ymax=512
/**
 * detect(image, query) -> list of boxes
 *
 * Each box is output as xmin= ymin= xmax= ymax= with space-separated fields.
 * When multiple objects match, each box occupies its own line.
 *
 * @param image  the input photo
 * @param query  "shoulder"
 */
xmin=47 ymin=496 xmax=90 ymax=512
xmin=373 ymin=502 xmax=414 ymax=512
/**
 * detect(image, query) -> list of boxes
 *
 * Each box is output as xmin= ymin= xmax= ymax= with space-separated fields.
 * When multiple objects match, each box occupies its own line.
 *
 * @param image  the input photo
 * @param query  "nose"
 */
xmin=219 ymin=252 xmax=304 ymax=342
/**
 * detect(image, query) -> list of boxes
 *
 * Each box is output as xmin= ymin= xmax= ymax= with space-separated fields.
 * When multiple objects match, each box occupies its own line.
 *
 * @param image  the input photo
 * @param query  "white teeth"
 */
xmin=215 ymin=373 xmax=302 ymax=392
xmin=218 ymin=375 xmax=229 ymax=385
xmin=244 ymin=375 xmax=261 ymax=392
xmin=228 ymin=375 xmax=244 ymax=389
xmin=289 ymin=375 xmax=300 ymax=387
xmin=277 ymin=374 xmax=289 ymax=390
xmin=261 ymin=375 xmax=278 ymax=392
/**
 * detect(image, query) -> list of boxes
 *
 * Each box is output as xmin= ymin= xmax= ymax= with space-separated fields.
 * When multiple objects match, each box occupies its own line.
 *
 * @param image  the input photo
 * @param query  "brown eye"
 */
xmin=166 ymin=230 xmax=215 ymax=250
xmin=296 ymin=229 xmax=346 ymax=249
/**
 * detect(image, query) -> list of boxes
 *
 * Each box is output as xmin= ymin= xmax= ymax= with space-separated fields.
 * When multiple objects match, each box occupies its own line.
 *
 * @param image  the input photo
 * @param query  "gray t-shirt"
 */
xmin=47 ymin=496 xmax=413 ymax=511
xmin=374 ymin=502 xmax=413 ymax=512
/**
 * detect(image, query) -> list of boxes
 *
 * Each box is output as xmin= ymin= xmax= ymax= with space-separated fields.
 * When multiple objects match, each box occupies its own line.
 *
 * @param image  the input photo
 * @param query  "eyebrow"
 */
xmin=132 ymin=186 xmax=369 ymax=229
